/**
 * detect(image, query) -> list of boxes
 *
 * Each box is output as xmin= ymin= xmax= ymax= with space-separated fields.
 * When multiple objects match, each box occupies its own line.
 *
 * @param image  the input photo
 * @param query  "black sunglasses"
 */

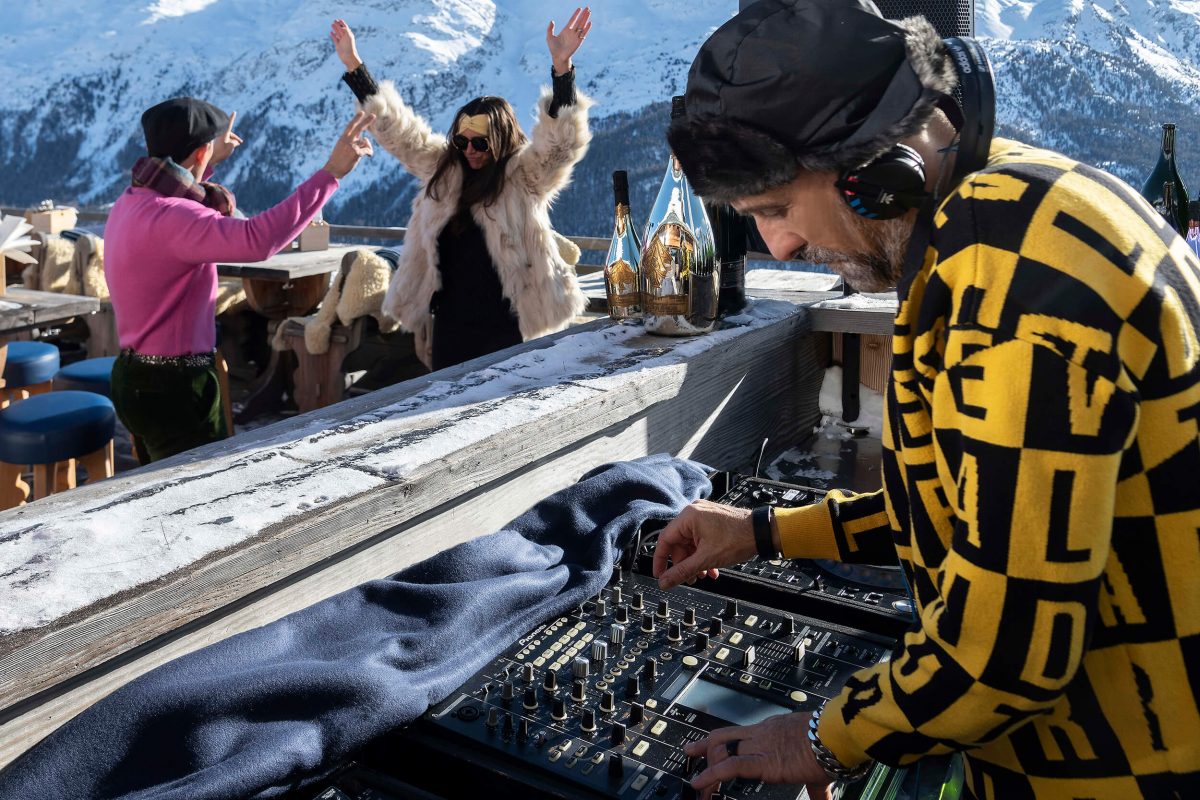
xmin=452 ymin=134 xmax=490 ymax=153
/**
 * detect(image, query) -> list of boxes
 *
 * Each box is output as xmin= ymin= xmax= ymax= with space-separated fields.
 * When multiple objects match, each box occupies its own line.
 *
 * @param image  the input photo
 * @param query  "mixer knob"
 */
xmin=501 ymin=681 xmax=514 ymax=703
xmin=487 ymin=707 xmax=501 ymax=729
xmin=629 ymin=702 xmax=644 ymax=725
xmin=552 ymin=697 xmax=567 ymax=721
xmin=668 ymin=620 xmax=682 ymax=642
xmin=684 ymin=607 xmax=697 ymax=627
xmin=572 ymin=679 xmax=587 ymax=703
xmin=742 ymin=645 xmax=756 ymax=668
xmin=641 ymin=613 xmax=655 ymax=633
xmin=626 ymin=674 xmax=641 ymax=699
xmin=750 ymin=487 xmax=779 ymax=506
xmin=609 ymin=752 xmax=625 ymax=779
xmin=656 ymin=599 xmax=670 ymax=619
xmin=631 ymin=591 xmax=645 ymax=611
xmin=522 ymin=662 xmax=535 ymax=683
xmin=615 ymin=605 xmax=630 ymax=624
xmin=573 ymin=656 xmax=590 ymax=679
xmin=609 ymin=567 xmax=623 ymax=584
xmin=724 ymin=598 xmax=740 ymax=618
xmin=610 ymin=587 xmax=623 ymax=605
xmin=502 ymin=712 xmax=514 ymax=737
xmin=581 ymin=708 xmax=598 ymax=732
xmin=592 ymin=640 xmax=609 ymax=662
xmin=646 ymin=657 xmax=659 ymax=681
xmin=523 ymin=687 xmax=539 ymax=710
xmin=610 ymin=623 xmax=626 ymax=645
xmin=600 ymin=689 xmax=615 ymax=714
xmin=695 ymin=631 xmax=710 ymax=651
xmin=793 ymin=640 xmax=807 ymax=664
xmin=710 ymin=616 xmax=723 ymax=636
xmin=783 ymin=615 xmax=797 ymax=635
xmin=610 ymin=721 xmax=627 ymax=745
xmin=594 ymin=598 xmax=607 ymax=618
xmin=543 ymin=670 xmax=558 ymax=692
xmin=518 ymin=717 xmax=531 ymax=741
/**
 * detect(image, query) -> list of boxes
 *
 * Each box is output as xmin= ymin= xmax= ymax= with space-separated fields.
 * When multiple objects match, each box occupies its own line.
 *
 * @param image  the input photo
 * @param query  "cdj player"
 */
xmin=641 ymin=474 xmax=915 ymax=639
xmin=356 ymin=571 xmax=901 ymax=800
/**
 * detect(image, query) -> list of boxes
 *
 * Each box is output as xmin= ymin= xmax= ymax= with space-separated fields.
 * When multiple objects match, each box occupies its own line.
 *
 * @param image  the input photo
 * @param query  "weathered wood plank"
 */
xmin=215 ymin=246 xmax=357 ymax=281
xmin=805 ymin=293 xmax=897 ymax=335
xmin=0 ymin=289 xmax=100 ymax=333
xmin=0 ymin=299 xmax=826 ymax=765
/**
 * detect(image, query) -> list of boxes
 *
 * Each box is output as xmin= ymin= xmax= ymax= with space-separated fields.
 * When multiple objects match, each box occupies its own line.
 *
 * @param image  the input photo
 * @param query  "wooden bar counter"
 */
xmin=0 ymin=293 xmax=847 ymax=767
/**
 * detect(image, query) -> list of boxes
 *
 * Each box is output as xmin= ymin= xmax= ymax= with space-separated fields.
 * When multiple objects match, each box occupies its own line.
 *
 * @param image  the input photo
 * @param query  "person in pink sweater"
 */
xmin=105 ymin=97 xmax=374 ymax=463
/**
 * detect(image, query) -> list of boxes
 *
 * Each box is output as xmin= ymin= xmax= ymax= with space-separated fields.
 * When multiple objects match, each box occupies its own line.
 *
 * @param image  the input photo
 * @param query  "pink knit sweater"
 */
xmin=104 ymin=169 xmax=339 ymax=356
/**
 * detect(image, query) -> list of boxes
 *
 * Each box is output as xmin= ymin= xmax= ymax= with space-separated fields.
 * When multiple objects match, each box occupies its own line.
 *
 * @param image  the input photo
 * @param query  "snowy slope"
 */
xmin=1 ymin=1 xmax=1198 ymax=232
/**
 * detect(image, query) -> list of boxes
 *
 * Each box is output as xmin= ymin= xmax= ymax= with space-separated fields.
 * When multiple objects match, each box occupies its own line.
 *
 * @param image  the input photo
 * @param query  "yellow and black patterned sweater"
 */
xmin=776 ymin=140 xmax=1200 ymax=798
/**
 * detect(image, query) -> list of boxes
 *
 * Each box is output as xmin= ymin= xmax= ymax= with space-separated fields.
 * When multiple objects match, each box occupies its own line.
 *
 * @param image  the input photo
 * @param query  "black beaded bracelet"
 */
xmin=751 ymin=505 xmax=778 ymax=560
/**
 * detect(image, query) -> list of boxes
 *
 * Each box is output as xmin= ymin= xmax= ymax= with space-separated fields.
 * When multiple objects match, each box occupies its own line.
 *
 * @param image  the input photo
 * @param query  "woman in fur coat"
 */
xmin=331 ymin=8 xmax=593 ymax=370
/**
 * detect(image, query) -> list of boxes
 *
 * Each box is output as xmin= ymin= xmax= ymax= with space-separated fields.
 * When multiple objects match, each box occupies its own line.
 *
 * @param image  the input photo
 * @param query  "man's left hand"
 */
xmin=684 ymin=712 xmax=834 ymax=800
xmin=211 ymin=111 xmax=243 ymax=165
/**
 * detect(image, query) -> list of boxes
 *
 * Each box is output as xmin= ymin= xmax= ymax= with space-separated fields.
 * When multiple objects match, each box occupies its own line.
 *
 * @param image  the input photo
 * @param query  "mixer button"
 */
xmin=632 ymin=740 xmax=650 ymax=757
xmin=650 ymin=720 xmax=668 ymax=736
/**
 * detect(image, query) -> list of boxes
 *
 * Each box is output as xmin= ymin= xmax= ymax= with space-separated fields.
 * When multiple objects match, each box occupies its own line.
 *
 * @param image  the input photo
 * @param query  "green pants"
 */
xmin=111 ymin=353 xmax=228 ymax=465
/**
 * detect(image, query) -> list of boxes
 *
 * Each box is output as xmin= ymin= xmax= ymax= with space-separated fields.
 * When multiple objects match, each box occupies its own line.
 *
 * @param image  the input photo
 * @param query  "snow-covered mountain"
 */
xmin=1 ymin=0 xmax=1197 ymax=236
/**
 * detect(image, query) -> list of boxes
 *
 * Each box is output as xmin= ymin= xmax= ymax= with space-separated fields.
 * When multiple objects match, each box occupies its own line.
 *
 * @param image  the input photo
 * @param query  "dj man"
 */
xmin=653 ymin=1 xmax=1200 ymax=798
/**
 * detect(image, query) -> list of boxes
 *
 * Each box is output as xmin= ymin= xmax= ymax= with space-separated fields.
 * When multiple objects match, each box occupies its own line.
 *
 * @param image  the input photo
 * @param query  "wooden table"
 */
xmin=0 ymin=288 xmax=102 ymax=379
xmin=217 ymin=245 xmax=358 ymax=422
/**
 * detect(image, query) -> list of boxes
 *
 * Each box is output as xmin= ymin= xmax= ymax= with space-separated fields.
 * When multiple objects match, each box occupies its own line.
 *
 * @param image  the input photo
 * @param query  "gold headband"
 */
xmin=456 ymin=114 xmax=490 ymax=135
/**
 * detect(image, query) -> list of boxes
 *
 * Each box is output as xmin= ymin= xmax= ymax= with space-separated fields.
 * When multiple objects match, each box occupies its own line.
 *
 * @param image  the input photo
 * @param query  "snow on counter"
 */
xmin=0 ymin=299 xmax=800 ymax=636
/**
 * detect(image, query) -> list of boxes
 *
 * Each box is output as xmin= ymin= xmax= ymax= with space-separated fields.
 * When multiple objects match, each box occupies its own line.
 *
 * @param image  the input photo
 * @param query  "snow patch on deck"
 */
xmin=0 ymin=300 xmax=797 ymax=636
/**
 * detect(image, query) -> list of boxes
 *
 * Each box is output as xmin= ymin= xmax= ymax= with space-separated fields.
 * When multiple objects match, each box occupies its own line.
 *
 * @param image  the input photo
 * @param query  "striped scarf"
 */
xmin=130 ymin=156 xmax=236 ymax=216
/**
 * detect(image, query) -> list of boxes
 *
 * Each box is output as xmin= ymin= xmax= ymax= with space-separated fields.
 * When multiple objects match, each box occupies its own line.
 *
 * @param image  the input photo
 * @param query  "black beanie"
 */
xmin=141 ymin=97 xmax=229 ymax=164
xmin=668 ymin=0 xmax=957 ymax=202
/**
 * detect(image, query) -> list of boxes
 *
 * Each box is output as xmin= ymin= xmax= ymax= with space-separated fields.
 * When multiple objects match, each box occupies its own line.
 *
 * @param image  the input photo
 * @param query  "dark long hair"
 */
xmin=426 ymin=96 xmax=527 ymax=210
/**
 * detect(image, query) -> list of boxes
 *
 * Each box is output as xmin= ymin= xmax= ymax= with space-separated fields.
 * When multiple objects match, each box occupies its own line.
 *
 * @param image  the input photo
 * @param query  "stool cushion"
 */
xmin=53 ymin=356 xmax=117 ymax=397
xmin=0 ymin=391 xmax=115 ymax=465
xmin=4 ymin=341 xmax=61 ymax=388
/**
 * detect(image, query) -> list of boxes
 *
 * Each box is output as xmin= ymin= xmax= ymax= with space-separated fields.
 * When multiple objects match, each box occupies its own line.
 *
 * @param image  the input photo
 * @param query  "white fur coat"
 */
xmin=360 ymin=82 xmax=592 ymax=367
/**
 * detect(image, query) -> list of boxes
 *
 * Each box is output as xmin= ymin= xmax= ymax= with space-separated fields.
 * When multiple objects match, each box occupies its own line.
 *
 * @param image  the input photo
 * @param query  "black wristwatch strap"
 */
xmin=751 ymin=506 xmax=778 ymax=560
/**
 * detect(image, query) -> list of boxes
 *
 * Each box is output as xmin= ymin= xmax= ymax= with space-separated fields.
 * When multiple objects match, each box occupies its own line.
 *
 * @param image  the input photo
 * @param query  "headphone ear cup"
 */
xmin=839 ymin=144 xmax=928 ymax=220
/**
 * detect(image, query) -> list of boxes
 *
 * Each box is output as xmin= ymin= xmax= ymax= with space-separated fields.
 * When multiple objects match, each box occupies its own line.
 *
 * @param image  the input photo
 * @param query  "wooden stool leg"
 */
xmin=79 ymin=441 xmax=115 ymax=484
xmin=32 ymin=463 xmax=53 ymax=500
xmin=54 ymin=458 xmax=78 ymax=493
xmin=0 ymin=462 xmax=30 ymax=509
xmin=215 ymin=349 xmax=235 ymax=436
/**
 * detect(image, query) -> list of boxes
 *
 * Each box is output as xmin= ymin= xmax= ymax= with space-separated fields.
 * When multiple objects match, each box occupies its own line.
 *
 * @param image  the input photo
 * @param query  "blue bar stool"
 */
xmin=1 ymin=341 xmax=60 ymax=407
xmin=0 ymin=390 xmax=116 ymax=508
xmin=53 ymin=356 xmax=117 ymax=398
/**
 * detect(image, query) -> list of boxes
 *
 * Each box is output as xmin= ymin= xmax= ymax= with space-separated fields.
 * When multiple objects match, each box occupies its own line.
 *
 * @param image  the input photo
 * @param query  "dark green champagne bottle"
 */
xmin=706 ymin=201 xmax=748 ymax=315
xmin=1141 ymin=123 xmax=1189 ymax=234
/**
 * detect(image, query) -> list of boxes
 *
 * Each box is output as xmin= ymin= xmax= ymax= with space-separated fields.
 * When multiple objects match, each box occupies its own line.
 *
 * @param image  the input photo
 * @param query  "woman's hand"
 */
xmin=546 ymin=6 xmax=591 ymax=76
xmin=322 ymin=111 xmax=375 ymax=180
xmin=330 ymin=19 xmax=363 ymax=72
xmin=210 ymin=112 xmax=243 ymax=166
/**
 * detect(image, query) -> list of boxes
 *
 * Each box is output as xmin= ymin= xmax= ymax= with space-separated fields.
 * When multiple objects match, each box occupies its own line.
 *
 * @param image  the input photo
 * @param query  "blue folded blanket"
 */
xmin=0 ymin=455 xmax=711 ymax=800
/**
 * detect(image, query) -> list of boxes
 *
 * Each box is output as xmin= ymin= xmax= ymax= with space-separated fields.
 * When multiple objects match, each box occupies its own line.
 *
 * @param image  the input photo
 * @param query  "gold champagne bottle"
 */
xmin=605 ymin=170 xmax=642 ymax=320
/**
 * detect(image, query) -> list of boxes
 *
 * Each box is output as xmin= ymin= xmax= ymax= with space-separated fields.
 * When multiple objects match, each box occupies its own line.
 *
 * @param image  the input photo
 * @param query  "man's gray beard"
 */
xmin=797 ymin=212 xmax=914 ymax=292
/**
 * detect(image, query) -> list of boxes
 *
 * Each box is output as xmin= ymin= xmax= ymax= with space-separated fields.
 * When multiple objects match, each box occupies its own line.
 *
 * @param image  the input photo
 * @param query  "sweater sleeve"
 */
xmin=816 ymin=338 xmax=1137 ymax=769
xmin=341 ymin=63 xmax=379 ymax=103
xmin=163 ymin=169 xmax=338 ymax=264
xmin=547 ymin=65 xmax=577 ymax=118
xmin=774 ymin=488 xmax=896 ymax=565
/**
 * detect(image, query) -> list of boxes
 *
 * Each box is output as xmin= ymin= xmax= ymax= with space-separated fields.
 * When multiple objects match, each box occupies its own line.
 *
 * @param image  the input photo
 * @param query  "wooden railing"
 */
xmin=1 ymin=208 xmax=779 ymax=277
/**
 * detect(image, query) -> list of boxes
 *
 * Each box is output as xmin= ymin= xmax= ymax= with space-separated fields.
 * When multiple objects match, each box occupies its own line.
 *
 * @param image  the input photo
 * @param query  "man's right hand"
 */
xmin=323 ymin=111 xmax=375 ymax=180
xmin=652 ymin=500 xmax=760 ymax=589
xmin=330 ymin=19 xmax=363 ymax=71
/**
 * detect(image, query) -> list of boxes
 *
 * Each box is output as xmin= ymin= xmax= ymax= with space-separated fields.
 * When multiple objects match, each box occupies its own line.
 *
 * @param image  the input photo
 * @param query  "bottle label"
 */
xmin=643 ymin=295 xmax=689 ymax=316
xmin=606 ymin=259 xmax=639 ymax=309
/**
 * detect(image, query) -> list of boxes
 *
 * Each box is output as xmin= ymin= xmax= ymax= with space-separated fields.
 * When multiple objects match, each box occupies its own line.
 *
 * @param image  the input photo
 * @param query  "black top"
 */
xmin=430 ymin=210 xmax=522 ymax=370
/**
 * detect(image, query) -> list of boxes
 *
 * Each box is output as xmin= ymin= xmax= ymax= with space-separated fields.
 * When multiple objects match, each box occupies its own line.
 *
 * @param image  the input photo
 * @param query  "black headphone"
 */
xmin=835 ymin=36 xmax=996 ymax=220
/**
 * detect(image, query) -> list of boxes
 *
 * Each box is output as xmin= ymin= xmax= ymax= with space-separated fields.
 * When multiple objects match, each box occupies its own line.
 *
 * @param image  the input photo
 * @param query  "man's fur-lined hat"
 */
xmin=667 ymin=0 xmax=957 ymax=203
